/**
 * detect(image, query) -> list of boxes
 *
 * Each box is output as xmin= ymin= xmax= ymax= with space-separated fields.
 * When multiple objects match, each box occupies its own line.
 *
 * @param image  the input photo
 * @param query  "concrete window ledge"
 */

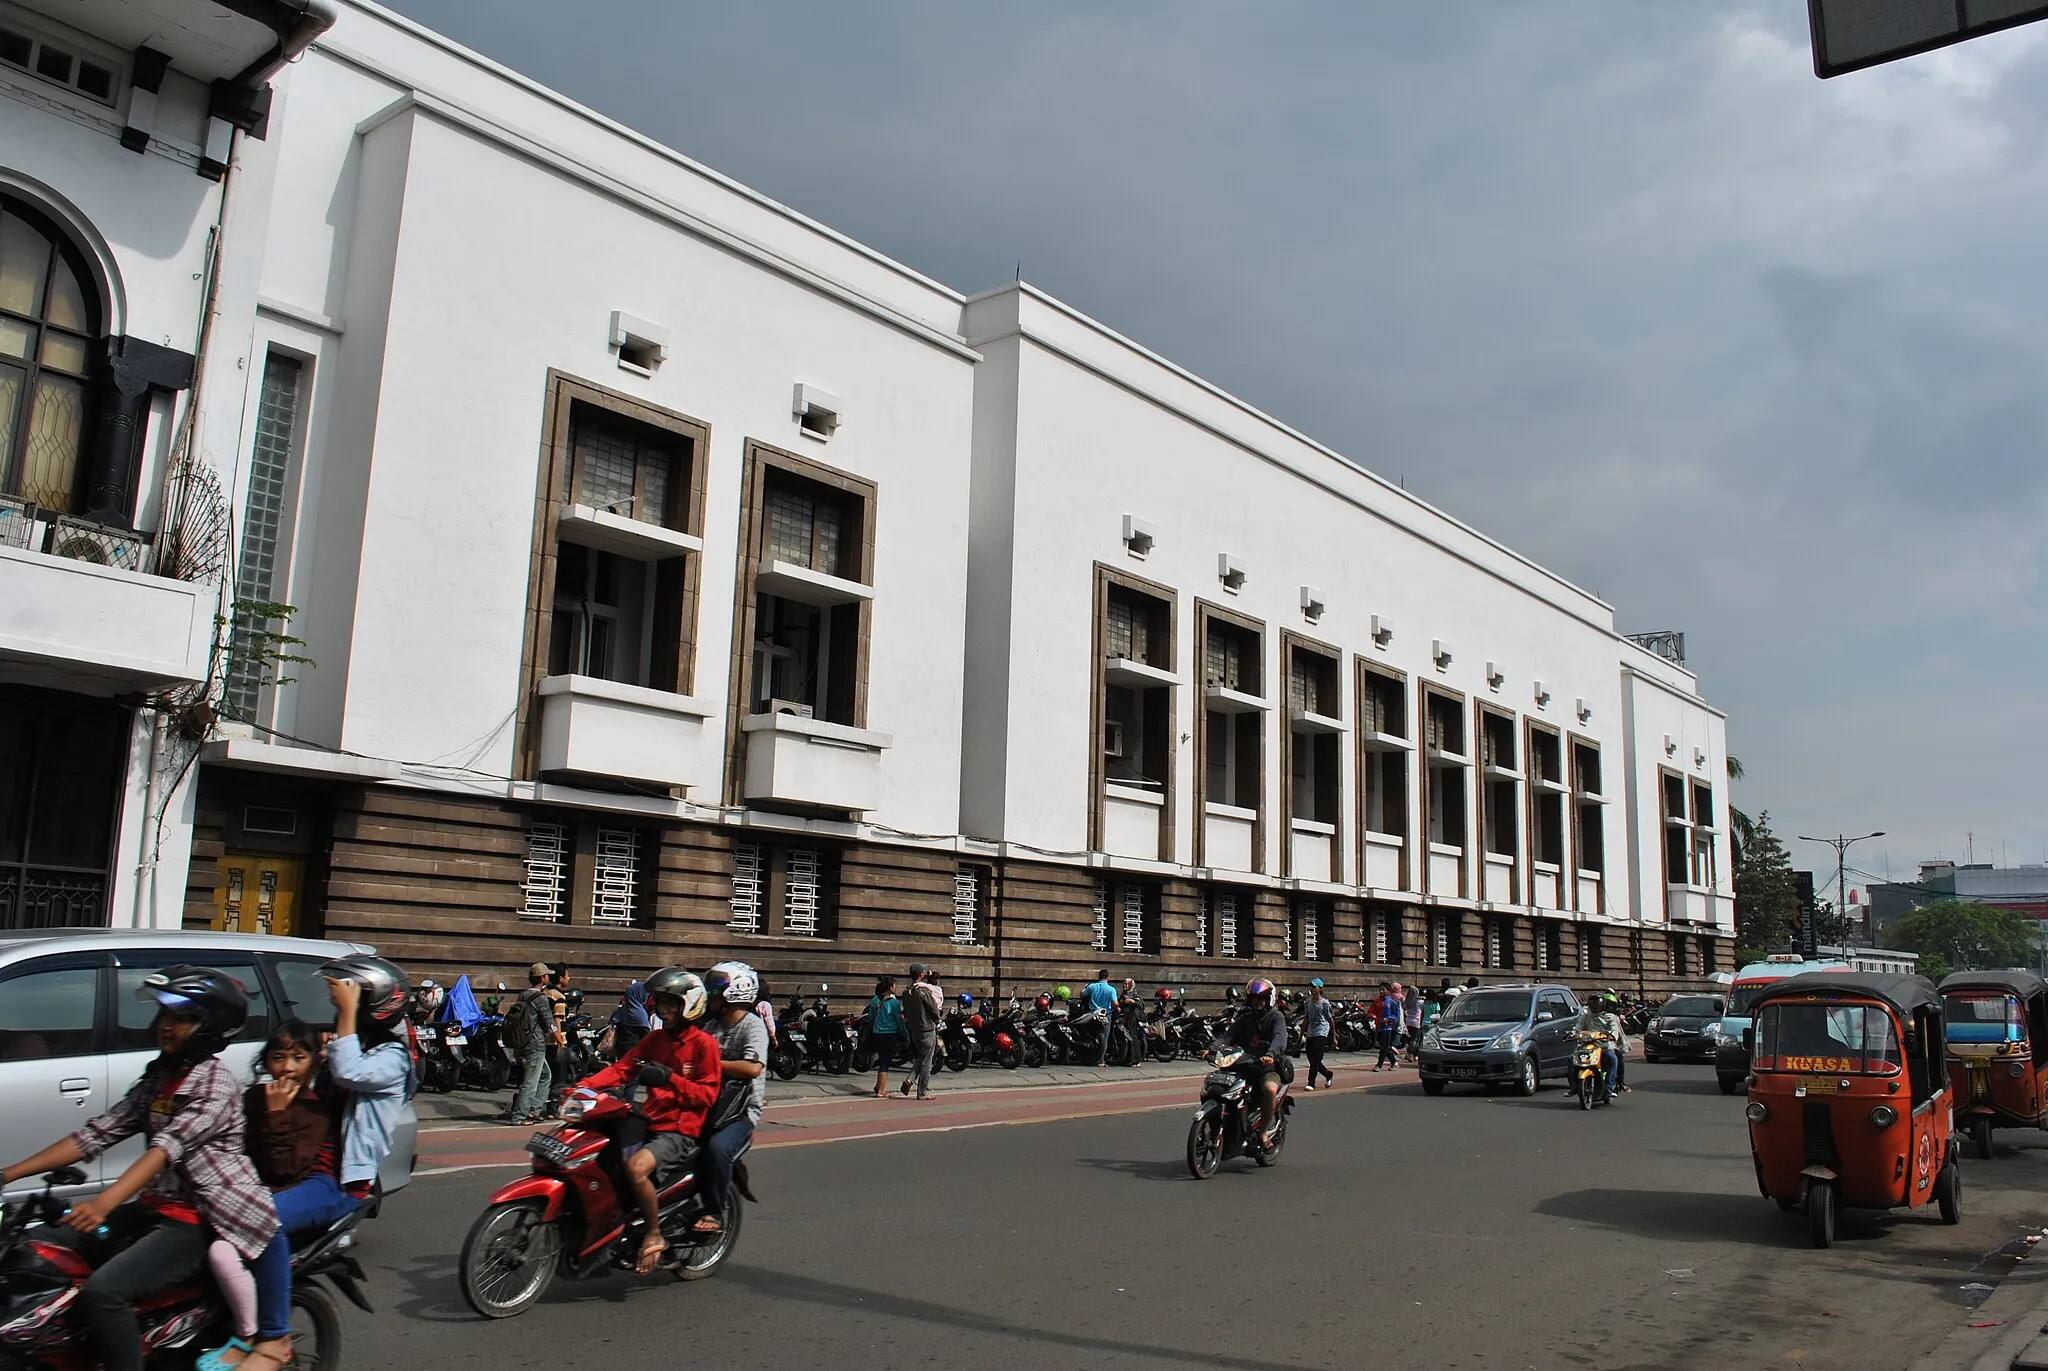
xmin=537 ymin=674 xmax=714 ymax=791
xmin=742 ymin=710 xmax=892 ymax=812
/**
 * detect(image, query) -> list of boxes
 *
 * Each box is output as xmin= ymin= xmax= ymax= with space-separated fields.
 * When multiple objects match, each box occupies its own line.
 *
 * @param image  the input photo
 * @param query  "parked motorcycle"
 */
xmin=974 ymin=1001 xmax=1027 ymax=1070
xmin=798 ymin=994 xmax=855 ymax=1075
xmin=1573 ymin=1030 xmax=1616 ymax=1111
xmin=458 ymin=1013 xmax=512 ymax=1093
xmin=562 ymin=1011 xmax=604 ymax=1081
xmin=1185 ymin=1048 xmax=1293 ymax=1178
xmin=459 ymin=1071 xmax=755 ymax=1318
xmin=0 ymin=1165 xmax=371 ymax=1368
xmin=413 ymin=1017 xmax=464 ymax=1094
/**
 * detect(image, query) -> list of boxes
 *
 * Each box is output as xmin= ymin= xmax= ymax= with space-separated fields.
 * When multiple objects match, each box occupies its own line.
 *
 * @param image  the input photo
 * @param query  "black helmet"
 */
xmin=644 ymin=967 xmax=708 ymax=1022
xmin=565 ymin=987 xmax=585 ymax=1010
xmin=318 ymin=954 xmax=411 ymax=1027
xmin=137 ymin=965 xmax=249 ymax=1061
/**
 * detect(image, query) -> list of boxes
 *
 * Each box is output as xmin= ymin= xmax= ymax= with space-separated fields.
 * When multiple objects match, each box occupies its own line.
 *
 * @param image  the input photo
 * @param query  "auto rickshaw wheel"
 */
xmin=1936 ymin=1162 xmax=1962 ymax=1224
xmin=1806 ymin=1180 xmax=1836 ymax=1249
xmin=1717 ymin=1075 xmax=1740 ymax=1097
xmin=1775 ymin=1195 xmax=1798 ymax=1211
xmin=1972 ymin=1116 xmax=1994 ymax=1161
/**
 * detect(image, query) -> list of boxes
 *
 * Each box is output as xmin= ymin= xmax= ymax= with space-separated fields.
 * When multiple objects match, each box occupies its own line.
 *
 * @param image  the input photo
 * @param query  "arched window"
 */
xmin=0 ymin=195 xmax=100 ymax=516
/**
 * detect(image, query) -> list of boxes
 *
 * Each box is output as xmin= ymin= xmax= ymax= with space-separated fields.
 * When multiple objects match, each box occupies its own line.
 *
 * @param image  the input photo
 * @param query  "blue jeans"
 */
xmin=252 ymin=1175 xmax=364 ymax=1338
xmin=1601 ymin=1046 xmax=1621 ymax=1094
xmin=700 ymin=1116 xmax=754 ymax=1220
xmin=509 ymin=1048 xmax=551 ymax=1120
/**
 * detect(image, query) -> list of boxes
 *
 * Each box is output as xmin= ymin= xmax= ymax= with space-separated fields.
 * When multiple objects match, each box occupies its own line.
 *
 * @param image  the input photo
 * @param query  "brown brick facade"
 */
xmin=182 ymin=767 xmax=1727 ymax=1008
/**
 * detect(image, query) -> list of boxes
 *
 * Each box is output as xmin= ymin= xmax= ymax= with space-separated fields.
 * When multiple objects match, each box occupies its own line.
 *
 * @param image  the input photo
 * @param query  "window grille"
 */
xmin=1121 ymin=884 xmax=1145 ymax=953
xmin=1372 ymin=914 xmax=1391 ymax=965
xmin=784 ymin=847 xmax=823 ymax=937
xmin=1296 ymin=904 xmax=1318 ymax=962
xmin=1196 ymin=892 xmax=1211 ymax=956
xmin=1218 ymin=893 xmax=1239 ymax=958
xmin=1431 ymin=914 xmax=1449 ymax=965
xmin=521 ymin=822 xmax=569 ymax=922
xmin=728 ymin=842 xmax=764 ymax=934
xmin=952 ymin=866 xmax=981 ymax=945
xmin=1577 ymin=931 xmax=1591 ymax=973
xmin=225 ymin=353 xmax=302 ymax=720
xmin=1282 ymin=906 xmax=1294 ymax=961
xmin=591 ymin=829 xmax=640 ymax=925
xmin=1091 ymin=881 xmax=1109 ymax=952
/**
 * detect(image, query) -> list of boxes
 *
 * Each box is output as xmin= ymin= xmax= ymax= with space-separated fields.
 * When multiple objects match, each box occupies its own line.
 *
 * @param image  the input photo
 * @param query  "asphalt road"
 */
xmin=347 ymin=1063 xmax=2048 ymax=1371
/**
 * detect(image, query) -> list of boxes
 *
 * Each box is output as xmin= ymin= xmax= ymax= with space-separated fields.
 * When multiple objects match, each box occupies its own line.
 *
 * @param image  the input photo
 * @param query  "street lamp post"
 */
xmin=1798 ymin=831 xmax=1886 ymax=949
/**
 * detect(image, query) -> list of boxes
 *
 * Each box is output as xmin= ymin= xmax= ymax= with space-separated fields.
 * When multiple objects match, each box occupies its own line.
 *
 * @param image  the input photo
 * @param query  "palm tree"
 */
xmin=1726 ymin=755 xmax=1755 ymax=865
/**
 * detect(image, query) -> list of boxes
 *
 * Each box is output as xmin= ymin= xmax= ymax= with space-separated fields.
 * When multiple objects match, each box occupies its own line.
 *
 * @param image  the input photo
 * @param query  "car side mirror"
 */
xmin=1536 ymin=1010 xmax=1554 ymax=1022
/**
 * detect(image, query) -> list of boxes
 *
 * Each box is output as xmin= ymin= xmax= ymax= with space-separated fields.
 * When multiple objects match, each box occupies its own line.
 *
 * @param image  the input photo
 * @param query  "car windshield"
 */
xmin=1440 ymin=991 xmax=1532 ymax=1025
xmin=1663 ymin=997 xmax=1719 ymax=1017
xmin=1725 ymin=983 xmax=1773 ymax=1017
xmin=1754 ymin=1001 xmax=1903 ymax=1075
xmin=1944 ymin=993 xmax=2024 ymax=1045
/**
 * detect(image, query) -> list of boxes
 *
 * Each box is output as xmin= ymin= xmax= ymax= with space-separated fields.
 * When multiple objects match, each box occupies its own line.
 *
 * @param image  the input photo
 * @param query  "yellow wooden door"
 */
xmin=215 ymin=855 xmax=302 ymax=936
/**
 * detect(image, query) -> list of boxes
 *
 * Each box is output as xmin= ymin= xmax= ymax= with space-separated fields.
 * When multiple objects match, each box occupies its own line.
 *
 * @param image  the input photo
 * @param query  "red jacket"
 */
xmin=579 ymin=1026 xmax=720 ymax=1135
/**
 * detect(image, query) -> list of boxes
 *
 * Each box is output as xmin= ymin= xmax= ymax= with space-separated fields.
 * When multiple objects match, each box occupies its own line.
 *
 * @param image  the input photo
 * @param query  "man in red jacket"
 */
xmin=573 ymin=967 xmax=720 ymax=1272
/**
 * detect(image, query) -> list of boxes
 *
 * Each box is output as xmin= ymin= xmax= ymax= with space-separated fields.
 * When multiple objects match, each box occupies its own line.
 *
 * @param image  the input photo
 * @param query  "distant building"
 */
xmin=1868 ymin=863 xmax=2048 ymax=971
xmin=1815 ymin=944 xmax=1919 ymax=976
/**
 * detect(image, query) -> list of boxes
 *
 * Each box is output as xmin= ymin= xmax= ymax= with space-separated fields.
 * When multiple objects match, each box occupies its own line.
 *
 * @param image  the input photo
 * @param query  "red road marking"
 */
xmin=415 ymin=1069 xmax=1410 ymax=1172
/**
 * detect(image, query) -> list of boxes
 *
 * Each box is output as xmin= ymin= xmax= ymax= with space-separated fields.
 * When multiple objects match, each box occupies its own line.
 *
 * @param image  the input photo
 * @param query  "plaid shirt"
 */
xmin=70 ymin=1056 xmax=280 ymax=1260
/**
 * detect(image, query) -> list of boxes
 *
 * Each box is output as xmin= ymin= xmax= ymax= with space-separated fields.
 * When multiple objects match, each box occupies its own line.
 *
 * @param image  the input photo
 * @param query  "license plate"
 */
xmin=1797 ymin=1077 xmax=1839 ymax=1095
xmin=525 ymin=1132 xmax=574 ymax=1165
xmin=445 ymin=1034 xmax=466 ymax=1046
xmin=1452 ymin=1066 xmax=1480 ymax=1078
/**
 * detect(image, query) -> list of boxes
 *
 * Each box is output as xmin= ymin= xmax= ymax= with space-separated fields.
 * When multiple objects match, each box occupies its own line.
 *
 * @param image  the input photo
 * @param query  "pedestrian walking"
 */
xmin=898 ymin=964 xmax=942 ymax=1099
xmin=1403 ymin=980 xmax=1424 ymax=1062
xmin=1373 ymin=982 xmax=1402 ymax=1071
xmin=542 ymin=965 xmax=570 ymax=1114
xmin=1302 ymin=979 xmax=1335 ymax=1089
xmin=502 ymin=963 xmax=556 ymax=1124
xmin=866 ymin=975 xmax=904 ymax=1098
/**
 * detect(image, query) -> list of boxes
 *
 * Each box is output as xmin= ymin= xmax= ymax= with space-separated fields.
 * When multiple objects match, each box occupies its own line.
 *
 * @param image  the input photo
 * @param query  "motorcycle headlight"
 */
xmin=1487 ymin=1029 xmax=1523 ymax=1052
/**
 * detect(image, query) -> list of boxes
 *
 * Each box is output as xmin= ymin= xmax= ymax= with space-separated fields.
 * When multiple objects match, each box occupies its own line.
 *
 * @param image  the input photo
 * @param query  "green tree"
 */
xmin=1881 ymin=901 xmax=2037 ymax=973
xmin=1814 ymin=898 xmax=1855 ymax=946
xmin=1734 ymin=810 xmax=1799 ymax=952
xmin=1726 ymin=756 xmax=1755 ymax=867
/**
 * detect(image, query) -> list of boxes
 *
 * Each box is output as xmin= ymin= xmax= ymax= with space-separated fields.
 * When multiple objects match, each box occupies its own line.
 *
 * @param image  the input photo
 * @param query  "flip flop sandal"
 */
xmin=196 ymin=1337 xmax=252 ymax=1371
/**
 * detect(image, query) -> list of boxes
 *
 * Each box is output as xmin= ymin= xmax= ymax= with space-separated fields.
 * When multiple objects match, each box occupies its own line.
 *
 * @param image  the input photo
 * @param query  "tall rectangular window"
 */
xmin=1663 ymin=773 xmax=1689 ymax=885
xmin=1361 ymin=670 xmax=1409 ymax=839
xmin=1096 ymin=878 xmax=1158 ymax=954
xmin=952 ymin=865 xmax=988 ymax=945
xmin=225 ymin=353 xmax=303 ymax=721
xmin=1425 ymin=691 xmax=1468 ymax=849
xmin=1285 ymin=644 xmax=1341 ymax=828
xmin=1206 ymin=888 xmax=1247 ymax=959
xmin=1529 ymin=728 xmax=1565 ymax=867
xmin=726 ymin=840 xmax=837 ymax=938
xmin=1573 ymin=742 xmax=1606 ymax=875
xmin=1689 ymin=782 xmax=1716 ymax=888
xmin=520 ymin=820 xmax=569 ymax=922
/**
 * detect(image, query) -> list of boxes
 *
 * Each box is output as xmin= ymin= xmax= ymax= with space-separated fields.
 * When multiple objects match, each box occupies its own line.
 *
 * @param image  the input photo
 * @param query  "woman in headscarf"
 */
xmin=609 ymin=980 xmax=652 ymax=1060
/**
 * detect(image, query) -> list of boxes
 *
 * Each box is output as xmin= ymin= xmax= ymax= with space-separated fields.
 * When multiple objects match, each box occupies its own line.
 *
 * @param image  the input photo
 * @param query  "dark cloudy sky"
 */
xmin=384 ymin=1 xmax=2048 ymax=896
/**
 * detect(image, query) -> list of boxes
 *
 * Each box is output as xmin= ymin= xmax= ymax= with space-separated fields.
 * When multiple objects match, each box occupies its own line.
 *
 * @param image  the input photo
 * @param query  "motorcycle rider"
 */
xmin=1574 ymin=990 xmax=1629 ymax=1099
xmin=0 ymin=967 xmax=281 ymax=1371
xmin=697 ymin=962 xmax=770 ymax=1238
xmin=572 ymin=967 xmax=720 ymax=1273
xmin=1221 ymin=978 xmax=1290 ymax=1145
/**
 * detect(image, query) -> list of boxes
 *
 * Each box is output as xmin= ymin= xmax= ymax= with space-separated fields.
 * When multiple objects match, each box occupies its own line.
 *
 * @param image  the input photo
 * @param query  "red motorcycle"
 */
xmin=0 ymin=1166 xmax=369 ymax=1369
xmin=458 ymin=1071 xmax=756 ymax=1319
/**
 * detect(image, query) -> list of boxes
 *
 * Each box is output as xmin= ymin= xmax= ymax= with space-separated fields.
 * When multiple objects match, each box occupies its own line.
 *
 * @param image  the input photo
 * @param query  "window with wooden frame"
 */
xmin=1359 ymin=666 xmax=1410 ymax=839
xmin=1423 ymin=689 xmax=1468 ymax=850
xmin=1527 ymin=725 xmax=1566 ymax=870
xmin=1661 ymin=771 xmax=1689 ymax=886
xmin=518 ymin=812 xmax=655 ymax=929
xmin=1689 ymin=781 xmax=1715 ymax=888
xmin=1199 ymin=606 xmax=1264 ymax=812
xmin=1478 ymin=708 xmax=1519 ymax=859
xmin=1571 ymin=740 xmax=1605 ymax=876
xmin=520 ymin=374 xmax=707 ymax=771
xmin=1283 ymin=636 xmax=1342 ymax=836
xmin=726 ymin=839 xmax=839 ymax=939
xmin=1096 ymin=567 xmax=1176 ymax=805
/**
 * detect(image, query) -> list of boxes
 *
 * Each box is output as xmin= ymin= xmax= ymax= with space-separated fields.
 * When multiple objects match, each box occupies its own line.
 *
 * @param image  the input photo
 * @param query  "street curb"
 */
xmin=1910 ymin=1237 xmax=2048 ymax=1371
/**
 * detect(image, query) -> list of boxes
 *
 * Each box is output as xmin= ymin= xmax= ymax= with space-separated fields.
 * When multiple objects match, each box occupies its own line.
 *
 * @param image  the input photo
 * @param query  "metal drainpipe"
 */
xmin=129 ymin=710 xmax=164 ymax=927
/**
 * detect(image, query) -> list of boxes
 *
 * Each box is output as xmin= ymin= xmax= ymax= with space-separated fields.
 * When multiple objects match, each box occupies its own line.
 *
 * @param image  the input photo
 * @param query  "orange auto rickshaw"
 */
xmin=1939 ymin=969 xmax=2048 ymax=1159
xmin=1744 ymin=971 xmax=1958 ymax=1249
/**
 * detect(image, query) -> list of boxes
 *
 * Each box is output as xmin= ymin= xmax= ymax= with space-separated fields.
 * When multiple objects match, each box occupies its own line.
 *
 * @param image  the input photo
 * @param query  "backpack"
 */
xmin=501 ymin=989 xmax=540 ymax=1050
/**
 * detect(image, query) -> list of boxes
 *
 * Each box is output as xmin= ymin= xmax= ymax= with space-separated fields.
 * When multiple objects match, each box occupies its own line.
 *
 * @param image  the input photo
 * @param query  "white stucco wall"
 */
xmin=239 ymin=24 xmax=978 ymax=833
xmin=963 ymin=286 xmax=1648 ymax=912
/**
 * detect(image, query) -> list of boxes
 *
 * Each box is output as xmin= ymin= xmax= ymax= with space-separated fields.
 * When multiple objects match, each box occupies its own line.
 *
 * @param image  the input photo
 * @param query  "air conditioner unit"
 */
xmin=50 ymin=517 xmax=150 ymax=573
xmin=766 ymin=698 xmax=815 ymax=719
xmin=1103 ymin=720 xmax=1126 ymax=759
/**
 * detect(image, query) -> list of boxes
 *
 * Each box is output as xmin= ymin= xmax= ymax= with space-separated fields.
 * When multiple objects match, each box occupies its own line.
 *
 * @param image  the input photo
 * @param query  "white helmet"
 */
xmin=705 ymin=961 xmax=759 ymax=1005
xmin=644 ymin=967 xmax=709 ymax=1023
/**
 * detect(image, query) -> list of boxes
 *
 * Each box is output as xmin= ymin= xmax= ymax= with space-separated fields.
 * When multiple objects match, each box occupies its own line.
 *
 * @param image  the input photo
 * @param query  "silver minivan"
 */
xmin=0 ymin=929 xmax=417 ymax=1201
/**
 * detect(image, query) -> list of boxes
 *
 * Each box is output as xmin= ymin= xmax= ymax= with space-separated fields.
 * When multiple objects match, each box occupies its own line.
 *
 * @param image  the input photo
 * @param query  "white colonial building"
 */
xmin=0 ymin=0 xmax=1731 ymax=999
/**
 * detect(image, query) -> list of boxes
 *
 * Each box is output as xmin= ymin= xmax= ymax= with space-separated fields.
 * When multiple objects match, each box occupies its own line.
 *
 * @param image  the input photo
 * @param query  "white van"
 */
xmin=0 ymin=929 xmax=417 ymax=1201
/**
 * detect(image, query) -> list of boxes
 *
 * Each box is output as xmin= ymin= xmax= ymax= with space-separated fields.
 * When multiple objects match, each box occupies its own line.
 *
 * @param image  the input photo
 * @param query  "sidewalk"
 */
xmin=409 ymin=1040 xmax=1637 ymax=1126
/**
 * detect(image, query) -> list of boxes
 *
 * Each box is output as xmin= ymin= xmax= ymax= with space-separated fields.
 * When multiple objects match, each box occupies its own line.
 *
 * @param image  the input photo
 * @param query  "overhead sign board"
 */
xmin=1809 ymin=0 xmax=2048 ymax=77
